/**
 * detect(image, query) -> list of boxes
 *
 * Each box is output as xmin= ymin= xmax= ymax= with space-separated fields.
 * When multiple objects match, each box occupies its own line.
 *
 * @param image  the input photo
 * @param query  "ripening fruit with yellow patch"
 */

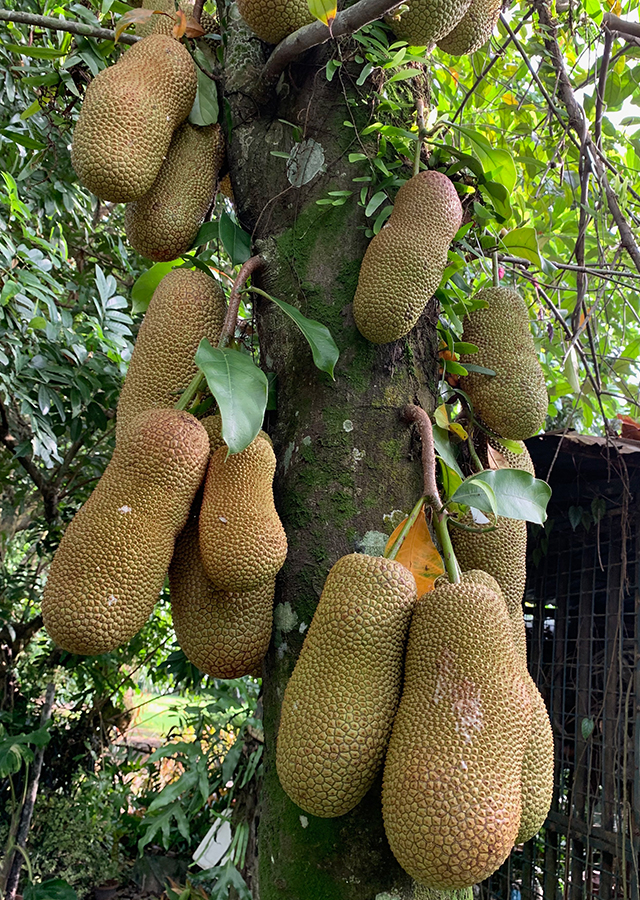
xmin=42 ymin=410 xmax=209 ymax=655
xmin=277 ymin=553 xmax=417 ymax=817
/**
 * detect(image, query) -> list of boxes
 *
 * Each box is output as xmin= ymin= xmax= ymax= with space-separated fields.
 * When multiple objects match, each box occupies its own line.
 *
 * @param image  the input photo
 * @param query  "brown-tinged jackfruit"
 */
xmin=382 ymin=570 xmax=532 ymax=889
xmin=218 ymin=173 xmax=234 ymax=202
xmin=387 ymin=0 xmax=472 ymax=47
xmin=199 ymin=435 xmax=287 ymax=592
xmin=459 ymin=287 xmax=547 ymax=441
xmin=116 ymin=268 xmax=226 ymax=443
xmin=169 ymin=516 xmax=274 ymax=677
xmin=353 ymin=172 xmax=462 ymax=344
xmin=236 ymin=0 xmax=314 ymax=44
xmin=71 ymin=35 xmax=196 ymax=203
xmin=436 ymin=0 xmax=501 ymax=55
xmin=136 ymin=0 xmax=217 ymax=36
xmin=42 ymin=410 xmax=209 ymax=656
xmin=276 ymin=553 xmax=417 ymax=818
xmin=455 ymin=570 xmax=553 ymax=844
xmin=125 ymin=123 xmax=224 ymax=262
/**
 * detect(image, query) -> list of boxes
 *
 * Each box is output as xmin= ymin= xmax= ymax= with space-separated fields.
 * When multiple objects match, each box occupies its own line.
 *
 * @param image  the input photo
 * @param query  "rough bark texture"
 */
xmin=222 ymin=9 xmax=440 ymax=898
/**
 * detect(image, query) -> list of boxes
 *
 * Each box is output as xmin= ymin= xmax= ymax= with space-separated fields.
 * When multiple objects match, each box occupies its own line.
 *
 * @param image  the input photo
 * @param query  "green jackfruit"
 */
xmin=199 ymin=435 xmax=287 ymax=592
xmin=71 ymin=35 xmax=196 ymax=202
xmin=125 ymin=123 xmax=225 ymax=262
xmin=382 ymin=571 xmax=532 ymax=889
xmin=459 ymin=287 xmax=547 ymax=440
xmin=116 ymin=268 xmax=226 ymax=443
xmin=487 ymin=437 xmax=536 ymax=476
xmin=388 ymin=0 xmax=472 ymax=47
xmin=42 ymin=410 xmax=209 ymax=655
xmin=353 ymin=172 xmax=462 ymax=344
xmin=436 ymin=0 xmax=501 ymax=55
xmin=169 ymin=517 xmax=274 ymax=678
xmin=236 ymin=0 xmax=314 ymax=44
xmin=276 ymin=553 xmax=417 ymax=818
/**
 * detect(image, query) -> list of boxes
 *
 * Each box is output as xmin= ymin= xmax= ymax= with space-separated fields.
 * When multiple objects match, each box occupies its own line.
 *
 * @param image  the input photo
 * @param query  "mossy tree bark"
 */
xmin=221 ymin=11 xmax=454 ymax=899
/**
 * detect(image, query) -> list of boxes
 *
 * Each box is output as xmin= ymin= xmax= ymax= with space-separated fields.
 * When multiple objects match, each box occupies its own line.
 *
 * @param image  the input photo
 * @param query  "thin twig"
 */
xmin=413 ymin=99 xmax=427 ymax=178
xmin=0 ymin=9 xmax=138 ymax=44
xmin=218 ymin=255 xmax=265 ymax=350
xmin=594 ymin=28 xmax=613 ymax=150
xmin=263 ymin=0 xmax=404 ymax=82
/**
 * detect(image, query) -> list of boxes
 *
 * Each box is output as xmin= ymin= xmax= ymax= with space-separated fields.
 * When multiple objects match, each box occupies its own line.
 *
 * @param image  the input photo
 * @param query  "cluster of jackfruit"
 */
xmin=387 ymin=0 xmax=501 ymax=56
xmin=353 ymin=171 xmax=463 ymax=344
xmin=459 ymin=286 xmax=548 ymax=441
xmin=43 ymin=267 xmax=287 ymax=679
xmin=71 ymin=28 xmax=226 ymax=263
xmin=275 ymin=538 xmax=553 ymax=889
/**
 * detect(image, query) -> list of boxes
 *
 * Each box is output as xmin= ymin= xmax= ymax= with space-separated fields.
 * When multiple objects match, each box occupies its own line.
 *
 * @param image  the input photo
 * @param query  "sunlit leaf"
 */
xmin=307 ymin=0 xmax=337 ymax=27
xmin=501 ymin=227 xmax=542 ymax=267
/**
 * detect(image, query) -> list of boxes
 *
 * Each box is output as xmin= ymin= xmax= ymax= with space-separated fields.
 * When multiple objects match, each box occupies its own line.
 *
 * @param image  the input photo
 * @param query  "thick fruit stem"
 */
xmin=218 ymin=255 xmax=265 ymax=350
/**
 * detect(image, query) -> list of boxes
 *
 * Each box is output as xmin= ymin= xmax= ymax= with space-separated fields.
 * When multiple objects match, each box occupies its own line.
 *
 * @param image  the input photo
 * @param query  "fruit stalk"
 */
xmin=403 ymin=403 xmax=460 ymax=583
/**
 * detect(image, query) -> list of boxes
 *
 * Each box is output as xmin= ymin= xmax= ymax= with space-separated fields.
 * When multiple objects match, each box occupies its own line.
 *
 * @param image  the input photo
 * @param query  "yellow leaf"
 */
xmin=449 ymin=422 xmax=467 ymax=440
xmin=385 ymin=512 xmax=444 ymax=597
xmin=307 ymin=0 xmax=337 ymax=27
xmin=172 ymin=9 xmax=187 ymax=38
xmin=434 ymin=403 xmax=449 ymax=429
xmin=114 ymin=8 xmax=155 ymax=41
xmin=502 ymin=92 xmax=518 ymax=106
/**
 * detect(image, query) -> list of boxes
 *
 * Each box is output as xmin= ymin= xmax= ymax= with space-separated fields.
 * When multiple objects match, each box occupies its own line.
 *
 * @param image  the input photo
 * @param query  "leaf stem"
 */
xmin=384 ymin=495 xmax=425 ymax=560
xmin=218 ymin=255 xmax=265 ymax=350
xmin=174 ymin=371 xmax=205 ymax=411
xmin=402 ymin=404 xmax=460 ymax=583
xmin=467 ymin=437 xmax=484 ymax=474
xmin=492 ymin=250 xmax=499 ymax=286
xmin=413 ymin=99 xmax=427 ymax=178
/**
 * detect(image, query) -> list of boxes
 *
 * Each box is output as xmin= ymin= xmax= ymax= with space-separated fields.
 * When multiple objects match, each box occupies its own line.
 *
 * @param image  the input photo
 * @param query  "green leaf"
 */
xmin=265 ymin=293 xmax=339 ymax=378
xmin=219 ymin=212 xmax=251 ymax=267
xmin=1 ymin=42 xmax=67 ymax=59
xmin=501 ymin=227 xmax=542 ymax=267
xmin=189 ymin=65 xmax=219 ymax=127
xmin=462 ymin=469 xmax=551 ymax=524
xmin=307 ymin=0 xmax=336 ymax=25
xmin=194 ymin=340 xmax=268 ymax=454
xmin=581 ymin=716 xmax=595 ymax=740
xmin=450 ymin=474 xmax=498 ymax=518
xmin=191 ymin=220 xmax=219 ymax=249
xmin=456 ymin=126 xmax=517 ymax=192
xmin=24 ymin=880 xmax=78 ymax=900
xmin=131 ymin=261 xmax=182 ymax=314
xmin=0 ymin=129 xmax=46 ymax=151
xmin=432 ymin=423 xmax=464 ymax=479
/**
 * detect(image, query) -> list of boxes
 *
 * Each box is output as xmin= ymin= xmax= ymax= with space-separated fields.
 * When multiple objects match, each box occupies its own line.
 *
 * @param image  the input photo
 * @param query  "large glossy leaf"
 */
xmin=24 ymin=880 xmax=78 ymax=900
xmin=501 ymin=227 xmax=542 ymax=267
xmin=194 ymin=340 xmax=268 ymax=454
xmin=219 ymin=212 xmax=251 ymax=267
xmin=453 ymin=469 xmax=551 ymax=524
xmin=449 ymin=473 xmax=498 ymax=517
xmin=266 ymin=293 xmax=339 ymax=378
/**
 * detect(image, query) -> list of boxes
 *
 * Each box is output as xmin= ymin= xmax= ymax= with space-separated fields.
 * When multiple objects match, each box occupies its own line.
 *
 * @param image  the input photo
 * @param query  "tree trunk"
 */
xmin=222 ymin=14 xmax=441 ymax=898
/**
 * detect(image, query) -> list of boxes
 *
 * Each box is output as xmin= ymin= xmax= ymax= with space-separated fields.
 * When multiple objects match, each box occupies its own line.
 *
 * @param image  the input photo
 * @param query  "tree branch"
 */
xmin=0 ymin=397 xmax=59 ymax=522
xmin=219 ymin=255 xmax=265 ymax=349
xmin=602 ymin=11 xmax=640 ymax=40
xmin=263 ymin=0 xmax=404 ymax=82
xmin=0 ymin=10 xmax=138 ymax=44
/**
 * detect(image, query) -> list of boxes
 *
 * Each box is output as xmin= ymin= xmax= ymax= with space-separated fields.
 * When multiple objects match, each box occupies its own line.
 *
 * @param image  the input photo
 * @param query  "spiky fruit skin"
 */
xmin=199 ymin=435 xmax=287 ymax=592
xmin=276 ymin=554 xmax=417 ymax=818
xmin=116 ymin=269 xmax=226 ymax=443
xmin=382 ymin=571 xmax=532 ymax=889
xmin=71 ymin=35 xmax=196 ymax=202
xmin=459 ymin=287 xmax=547 ymax=440
xmin=387 ymin=0 xmax=472 ymax=46
xmin=353 ymin=172 xmax=462 ymax=344
xmin=236 ymin=0 xmax=314 ymax=44
xmin=169 ymin=517 xmax=274 ymax=678
xmin=487 ymin=437 xmax=536 ymax=476
xmin=136 ymin=0 xmax=217 ymax=37
xmin=42 ymin=410 xmax=209 ymax=656
xmin=125 ymin=124 xmax=224 ymax=262
xmin=437 ymin=0 xmax=501 ymax=55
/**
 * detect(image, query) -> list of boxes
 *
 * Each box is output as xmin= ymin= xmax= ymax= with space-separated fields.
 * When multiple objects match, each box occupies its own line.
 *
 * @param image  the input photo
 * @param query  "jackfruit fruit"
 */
xmin=125 ymin=123 xmax=224 ymax=262
xmin=71 ymin=34 xmax=197 ymax=203
xmin=276 ymin=553 xmax=417 ymax=818
xmin=116 ymin=268 xmax=226 ymax=443
xmin=487 ymin=437 xmax=535 ymax=476
xmin=42 ymin=410 xmax=209 ymax=655
xmin=388 ymin=0 xmax=472 ymax=47
xmin=459 ymin=287 xmax=547 ymax=440
xmin=236 ymin=0 xmax=314 ymax=44
xmin=199 ymin=435 xmax=287 ymax=591
xmin=436 ymin=0 xmax=501 ymax=55
xmin=136 ymin=0 xmax=217 ymax=37
xmin=382 ymin=570 xmax=532 ymax=889
xmin=353 ymin=171 xmax=462 ymax=344
xmin=169 ymin=516 xmax=274 ymax=677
